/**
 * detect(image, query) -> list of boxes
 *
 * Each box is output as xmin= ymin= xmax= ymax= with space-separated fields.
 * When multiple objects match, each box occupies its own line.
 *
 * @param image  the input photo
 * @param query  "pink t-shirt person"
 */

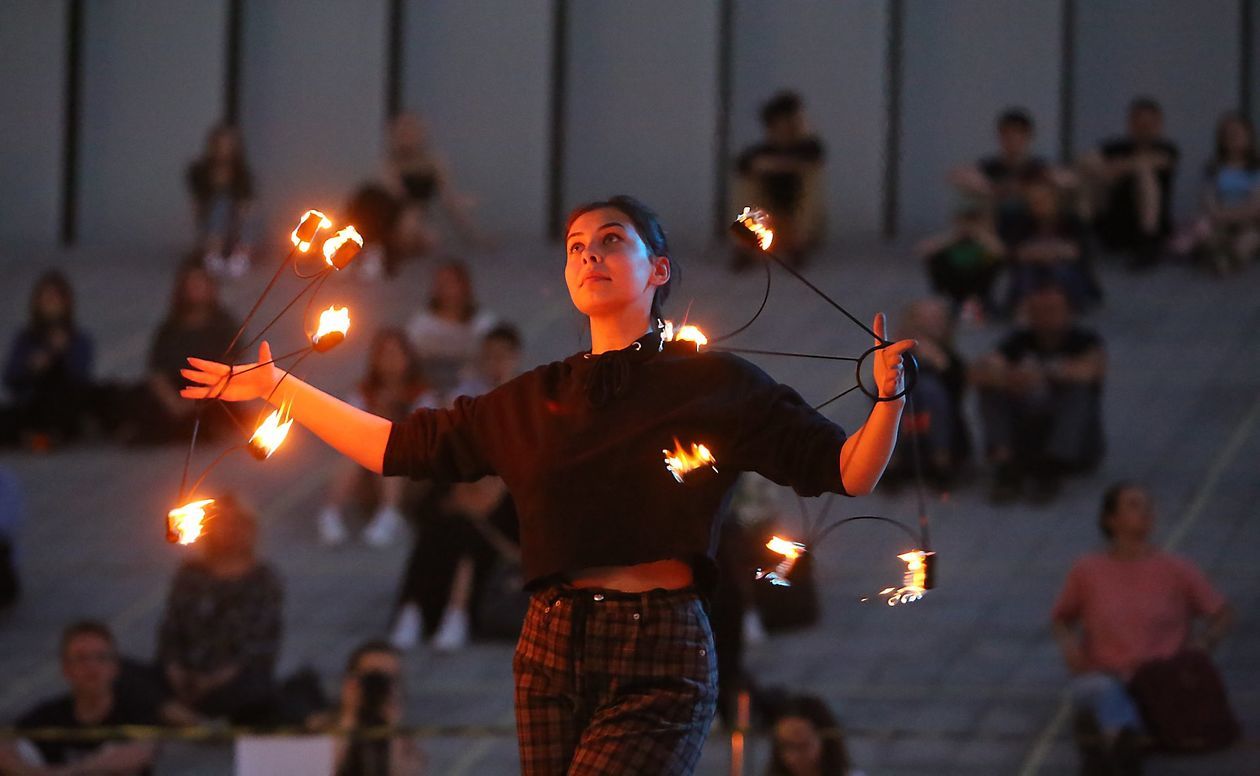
xmin=1052 ymin=551 xmax=1226 ymax=679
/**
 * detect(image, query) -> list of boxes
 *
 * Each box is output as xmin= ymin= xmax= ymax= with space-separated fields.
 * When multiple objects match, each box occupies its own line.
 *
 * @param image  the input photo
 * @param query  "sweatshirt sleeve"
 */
xmin=382 ymin=393 xmax=496 ymax=481
xmin=730 ymin=359 xmax=848 ymax=497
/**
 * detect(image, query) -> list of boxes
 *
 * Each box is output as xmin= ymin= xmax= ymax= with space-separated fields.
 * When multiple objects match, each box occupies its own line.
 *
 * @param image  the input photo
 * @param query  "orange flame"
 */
xmin=766 ymin=535 xmax=805 ymax=559
xmin=868 ymin=550 xmax=932 ymax=606
xmin=248 ymin=405 xmax=294 ymax=460
xmin=661 ymin=320 xmax=708 ymax=350
xmin=734 ymin=206 xmax=775 ymax=251
xmin=322 ymin=226 xmax=363 ymax=269
xmin=312 ymin=305 xmax=350 ymax=352
xmin=168 ymin=498 xmax=215 ymax=545
xmin=291 ymin=210 xmax=332 ymax=252
xmin=663 ymin=438 xmax=718 ymax=482
xmin=756 ymin=535 xmax=806 ymax=586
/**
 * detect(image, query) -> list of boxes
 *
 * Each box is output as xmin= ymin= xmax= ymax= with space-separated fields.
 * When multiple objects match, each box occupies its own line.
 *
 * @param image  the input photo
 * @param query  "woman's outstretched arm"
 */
xmin=838 ymin=313 xmax=914 ymax=496
xmin=180 ymin=341 xmax=392 ymax=474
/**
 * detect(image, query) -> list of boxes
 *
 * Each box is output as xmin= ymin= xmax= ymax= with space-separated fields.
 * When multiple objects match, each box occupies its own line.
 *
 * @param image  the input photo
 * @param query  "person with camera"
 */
xmin=314 ymin=641 xmax=424 ymax=776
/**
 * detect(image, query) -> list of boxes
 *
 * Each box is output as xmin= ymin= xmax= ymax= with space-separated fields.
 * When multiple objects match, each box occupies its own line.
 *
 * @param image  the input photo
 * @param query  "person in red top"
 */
xmin=1051 ymin=482 xmax=1233 ymax=770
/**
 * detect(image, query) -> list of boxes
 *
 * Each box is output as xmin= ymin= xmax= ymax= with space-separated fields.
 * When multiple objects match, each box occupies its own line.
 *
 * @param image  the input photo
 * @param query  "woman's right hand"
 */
xmin=180 ymin=341 xmax=280 ymax=403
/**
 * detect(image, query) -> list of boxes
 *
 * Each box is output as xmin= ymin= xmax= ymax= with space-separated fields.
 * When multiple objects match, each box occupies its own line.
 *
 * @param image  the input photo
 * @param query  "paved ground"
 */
xmin=1 ymin=237 xmax=1257 ymax=775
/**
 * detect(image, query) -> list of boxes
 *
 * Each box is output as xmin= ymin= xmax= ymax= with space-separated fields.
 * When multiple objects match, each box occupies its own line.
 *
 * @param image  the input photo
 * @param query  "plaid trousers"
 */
xmin=513 ymin=584 xmax=718 ymax=775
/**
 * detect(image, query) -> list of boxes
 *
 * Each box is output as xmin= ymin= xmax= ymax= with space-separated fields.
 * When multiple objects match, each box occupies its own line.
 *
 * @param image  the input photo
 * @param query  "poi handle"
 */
xmin=855 ymin=342 xmax=918 ymax=403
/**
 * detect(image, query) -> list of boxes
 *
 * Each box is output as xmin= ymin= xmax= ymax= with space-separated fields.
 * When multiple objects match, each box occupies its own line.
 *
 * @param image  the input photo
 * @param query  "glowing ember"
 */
xmin=248 ymin=406 xmax=294 ymax=460
xmin=661 ymin=320 xmax=708 ymax=350
xmin=663 ymin=438 xmax=718 ymax=483
xmin=867 ymin=550 xmax=936 ymax=606
xmin=322 ymin=226 xmax=363 ymax=269
xmin=291 ymin=209 xmax=332 ymax=252
xmin=167 ymin=498 xmax=215 ymax=545
xmin=731 ymin=206 xmax=775 ymax=251
xmin=312 ymin=305 xmax=351 ymax=352
xmin=756 ymin=535 xmax=807 ymax=586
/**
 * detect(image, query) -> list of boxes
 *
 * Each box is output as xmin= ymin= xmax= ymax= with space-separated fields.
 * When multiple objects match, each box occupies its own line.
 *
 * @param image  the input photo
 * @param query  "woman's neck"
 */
xmin=1109 ymin=539 xmax=1152 ymax=560
xmin=589 ymin=308 xmax=653 ymax=355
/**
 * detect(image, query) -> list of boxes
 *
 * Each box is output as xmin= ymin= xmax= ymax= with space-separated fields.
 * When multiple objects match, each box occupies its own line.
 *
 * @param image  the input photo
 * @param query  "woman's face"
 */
xmin=182 ymin=269 xmax=216 ymax=307
xmin=36 ymin=284 xmax=69 ymax=322
xmin=210 ymin=128 xmax=238 ymax=160
xmin=432 ymin=267 xmax=470 ymax=311
xmin=564 ymin=207 xmax=669 ymax=320
xmin=1107 ymin=487 xmax=1154 ymax=543
xmin=374 ymin=337 xmax=411 ymax=380
xmin=774 ymin=717 xmax=823 ymax=776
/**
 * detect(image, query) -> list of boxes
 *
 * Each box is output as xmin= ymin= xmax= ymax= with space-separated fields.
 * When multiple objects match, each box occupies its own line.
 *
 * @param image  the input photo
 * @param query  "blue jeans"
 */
xmin=1070 ymin=672 xmax=1144 ymax=735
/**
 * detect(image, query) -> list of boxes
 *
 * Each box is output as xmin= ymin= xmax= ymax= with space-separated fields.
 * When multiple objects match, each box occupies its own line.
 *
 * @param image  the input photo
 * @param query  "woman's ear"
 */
xmin=649 ymin=255 xmax=671 ymax=288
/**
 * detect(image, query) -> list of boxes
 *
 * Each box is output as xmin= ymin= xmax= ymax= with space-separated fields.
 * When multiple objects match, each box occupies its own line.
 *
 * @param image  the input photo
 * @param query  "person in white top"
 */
xmin=404 ymin=261 xmax=496 ymax=396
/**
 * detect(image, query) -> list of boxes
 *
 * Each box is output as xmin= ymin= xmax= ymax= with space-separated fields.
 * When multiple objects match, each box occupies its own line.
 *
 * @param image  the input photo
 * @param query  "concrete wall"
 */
xmin=78 ymin=0 xmax=228 ymax=251
xmin=562 ymin=1 xmax=721 ymax=246
xmin=401 ymin=0 xmax=553 ymax=240
xmin=900 ymin=0 xmax=1063 ymax=236
xmin=0 ymin=1 xmax=67 ymax=247
xmin=1074 ymin=0 xmax=1241 ymax=219
xmin=239 ymin=0 xmax=389 ymax=245
xmin=730 ymin=1 xmax=888 ymax=239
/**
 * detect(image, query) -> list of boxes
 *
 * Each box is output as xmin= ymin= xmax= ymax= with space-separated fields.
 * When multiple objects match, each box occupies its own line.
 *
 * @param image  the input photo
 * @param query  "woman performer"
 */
xmin=181 ymin=195 xmax=914 ymax=775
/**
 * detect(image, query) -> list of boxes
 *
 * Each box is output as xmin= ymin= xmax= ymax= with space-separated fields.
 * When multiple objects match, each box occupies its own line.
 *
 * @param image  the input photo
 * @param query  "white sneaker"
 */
xmin=742 ymin=609 xmax=768 ymax=646
xmin=204 ymin=252 xmax=228 ymax=278
xmin=389 ymin=603 xmax=423 ymax=651
xmin=317 ymin=505 xmax=348 ymax=546
xmin=362 ymin=505 xmax=404 ymax=547
xmin=226 ymin=249 xmax=250 ymax=278
xmin=431 ymin=608 xmax=469 ymax=652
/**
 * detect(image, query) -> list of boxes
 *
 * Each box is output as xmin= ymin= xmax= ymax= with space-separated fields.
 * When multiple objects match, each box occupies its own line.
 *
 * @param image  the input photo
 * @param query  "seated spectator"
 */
xmin=405 ymin=261 xmax=497 ymax=395
xmin=0 ymin=621 xmax=158 ymax=776
xmin=1080 ymin=97 xmax=1179 ymax=267
xmin=1005 ymin=174 xmax=1099 ymax=311
xmin=187 ymin=123 xmax=254 ymax=278
xmin=733 ymin=91 xmax=825 ymax=268
xmin=157 ymin=493 xmax=283 ymax=724
xmin=972 ymin=284 xmax=1105 ymax=503
xmin=1173 ymin=111 xmax=1260 ymax=273
xmin=1051 ymin=483 xmax=1234 ymax=774
xmin=117 ymin=262 xmax=241 ymax=445
xmin=391 ymin=325 xmax=523 ymax=652
xmin=884 ymin=299 xmax=970 ymax=492
xmin=317 ymin=328 xmax=438 ymax=547
xmin=306 ymin=641 xmax=424 ymax=775
xmin=950 ymin=107 xmax=1073 ymax=245
xmin=1 ymin=271 xmax=96 ymax=449
xmin=766 ymin=694 xmax=865 ymax=776
xmin=916 ymin=205 xmax=1006 ymax=318
xmin=345 ymin=113 xmax=477 ymax=278
xmin=0 ymin=465 xmax=22 ymax=609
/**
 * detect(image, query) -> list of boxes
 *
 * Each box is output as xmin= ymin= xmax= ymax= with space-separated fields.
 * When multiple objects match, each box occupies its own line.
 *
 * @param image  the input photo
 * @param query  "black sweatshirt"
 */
xmin=384 ymin=330 xmax=849 ymax=589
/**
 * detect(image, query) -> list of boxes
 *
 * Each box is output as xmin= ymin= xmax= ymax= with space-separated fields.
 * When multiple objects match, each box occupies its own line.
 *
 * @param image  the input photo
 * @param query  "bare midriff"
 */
xmin=566 ymin=559 xmax=694 ymax=592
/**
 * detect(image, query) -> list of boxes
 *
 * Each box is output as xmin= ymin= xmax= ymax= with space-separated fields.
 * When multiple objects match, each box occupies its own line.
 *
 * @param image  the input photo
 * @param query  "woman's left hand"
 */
xmin=872 ymin=312 xmax=916 ymax=399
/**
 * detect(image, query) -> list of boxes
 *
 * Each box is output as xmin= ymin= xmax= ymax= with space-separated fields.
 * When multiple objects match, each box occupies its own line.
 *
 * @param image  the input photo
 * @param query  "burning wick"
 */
xmin=291 ymin=209 xmax=332 ymax=252
xmin=661 ymin=320 xmax=708 ymax=350
xmin=167 ymin=498 xmax=215 ymax=545
xmin=322 ymin=226 xmax=363 ymax=270
xmin=663 ymin=438 xmax=718 ymax=483
xmin=731 ymin=206 xmax=775 ymax=251
xmin=866 ymin=550 xmax=936 ymax=607
xmin=248 ymin=405 xmax=294 ymax=460
xmin=756 ymin=535 xmax=806 ymax=586
xmin=312 ymin=305 xmax=351 ymax=352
